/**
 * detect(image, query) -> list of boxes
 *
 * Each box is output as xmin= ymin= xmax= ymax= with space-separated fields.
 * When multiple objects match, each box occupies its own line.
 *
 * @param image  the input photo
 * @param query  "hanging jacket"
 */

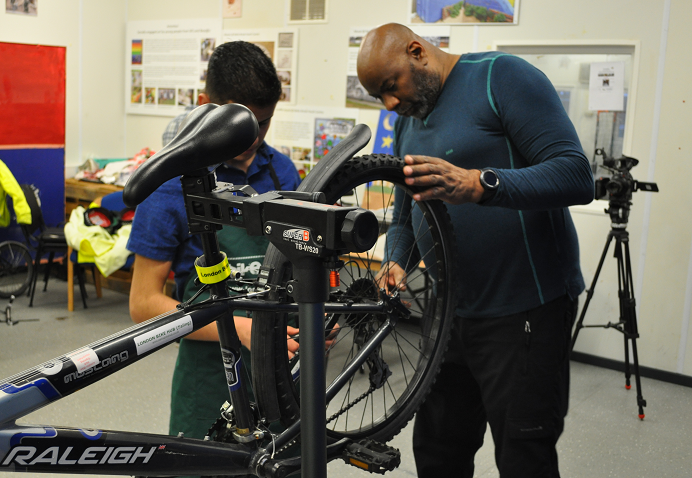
xmin=0 ymin=159 xmax=31 ymax=226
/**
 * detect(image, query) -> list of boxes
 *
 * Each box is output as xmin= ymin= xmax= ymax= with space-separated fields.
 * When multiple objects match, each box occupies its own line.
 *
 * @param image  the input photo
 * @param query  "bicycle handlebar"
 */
xmin=123 ymin=103 xmax=259 ymax=208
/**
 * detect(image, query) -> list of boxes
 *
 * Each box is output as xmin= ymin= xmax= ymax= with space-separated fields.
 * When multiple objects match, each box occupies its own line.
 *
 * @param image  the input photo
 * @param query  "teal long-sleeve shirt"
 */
xmin=391 ymin=52 xmax=594 ymax=318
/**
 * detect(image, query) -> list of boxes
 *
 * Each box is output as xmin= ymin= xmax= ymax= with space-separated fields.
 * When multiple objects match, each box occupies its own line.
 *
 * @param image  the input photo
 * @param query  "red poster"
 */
xmin=0 ymin=42 xmax=66 ymax=146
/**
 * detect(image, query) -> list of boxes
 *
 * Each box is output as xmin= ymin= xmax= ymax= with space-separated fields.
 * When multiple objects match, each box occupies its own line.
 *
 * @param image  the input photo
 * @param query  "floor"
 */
xmin=1 ymin=284 xmax=691 ymax=477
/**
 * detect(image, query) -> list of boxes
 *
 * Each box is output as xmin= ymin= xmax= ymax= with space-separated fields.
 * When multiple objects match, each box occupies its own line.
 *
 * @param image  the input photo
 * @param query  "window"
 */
xmin=290 ymin=0 xmax=327 ymax=22
xmin=494 ymin=42 xmax=638 ymax=173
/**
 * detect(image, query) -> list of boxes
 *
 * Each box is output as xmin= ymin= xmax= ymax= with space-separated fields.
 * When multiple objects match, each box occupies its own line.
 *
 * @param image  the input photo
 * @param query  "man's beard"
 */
xmin=404 ymin=62 xmax=442 ymax=120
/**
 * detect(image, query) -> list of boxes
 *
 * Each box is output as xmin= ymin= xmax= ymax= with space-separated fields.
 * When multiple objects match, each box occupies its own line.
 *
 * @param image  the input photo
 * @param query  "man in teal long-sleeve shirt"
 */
xmin=358 ymin=23 xmax=594 ymax=477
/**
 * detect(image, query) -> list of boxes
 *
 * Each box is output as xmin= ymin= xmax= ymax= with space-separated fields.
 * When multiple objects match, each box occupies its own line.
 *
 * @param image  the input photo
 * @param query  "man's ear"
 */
xmin=198 ymin=92 xmax=211 ymax=105
xmin=407 ymin=40 xmax=427 ymax=64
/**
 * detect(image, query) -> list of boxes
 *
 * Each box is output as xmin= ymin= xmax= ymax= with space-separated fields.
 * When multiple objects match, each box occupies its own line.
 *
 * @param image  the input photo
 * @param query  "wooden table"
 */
xmin=65 ymin=178 xmax=123 ymax=221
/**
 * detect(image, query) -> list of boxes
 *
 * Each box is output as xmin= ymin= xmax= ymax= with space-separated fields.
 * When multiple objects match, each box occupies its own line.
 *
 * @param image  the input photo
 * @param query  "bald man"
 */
xmin=358 ymin=24 xmax=593 ymax=478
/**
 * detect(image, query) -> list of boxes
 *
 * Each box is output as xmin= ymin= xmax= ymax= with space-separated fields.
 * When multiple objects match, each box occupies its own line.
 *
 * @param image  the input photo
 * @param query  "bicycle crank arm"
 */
xmin=257 ymin=436 xmax=401 ymax=478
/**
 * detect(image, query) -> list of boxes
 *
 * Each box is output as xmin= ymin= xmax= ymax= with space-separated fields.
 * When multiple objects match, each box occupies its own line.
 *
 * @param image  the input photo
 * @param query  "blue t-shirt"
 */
xmin=392 ymin=52 xmax=594 ymax=318
xmin=128 ymin=142 xmax=300 ymax=299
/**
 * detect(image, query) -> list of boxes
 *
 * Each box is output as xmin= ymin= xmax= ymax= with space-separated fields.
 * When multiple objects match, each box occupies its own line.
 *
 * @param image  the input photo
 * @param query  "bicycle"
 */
xmin=0 ymin=240 xmax=33 ymax=299
xmin=0 ymin=103 xmax=456 ymax=477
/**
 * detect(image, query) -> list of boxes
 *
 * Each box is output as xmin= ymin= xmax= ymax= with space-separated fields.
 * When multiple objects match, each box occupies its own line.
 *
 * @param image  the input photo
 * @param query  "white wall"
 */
xmin=1 ymin=0 xmax=690 ymax=377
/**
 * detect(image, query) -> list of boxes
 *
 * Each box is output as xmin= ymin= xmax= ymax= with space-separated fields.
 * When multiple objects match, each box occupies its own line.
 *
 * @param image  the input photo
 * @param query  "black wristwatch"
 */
xmin=479 ymin=168 xmax=499 ymax=201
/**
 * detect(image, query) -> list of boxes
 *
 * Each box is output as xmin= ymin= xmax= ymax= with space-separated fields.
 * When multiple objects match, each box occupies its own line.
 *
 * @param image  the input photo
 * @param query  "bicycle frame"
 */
xmin=1 ymin=106 xmax=397 ymax=477
xmin=0 ymin=296 xmax=392 ymax=476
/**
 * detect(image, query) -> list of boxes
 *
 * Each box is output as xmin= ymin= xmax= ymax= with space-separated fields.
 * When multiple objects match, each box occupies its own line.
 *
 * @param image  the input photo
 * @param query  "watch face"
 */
xmin=482 ymin=170 xmax=499 ymax=188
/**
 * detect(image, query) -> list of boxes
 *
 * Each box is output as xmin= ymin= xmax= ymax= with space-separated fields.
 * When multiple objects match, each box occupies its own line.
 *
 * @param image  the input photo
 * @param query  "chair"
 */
xmin=19 ymin=184 xmax=93 ymax=308
xmin=67 ymin=190 xmax=135 ymax=311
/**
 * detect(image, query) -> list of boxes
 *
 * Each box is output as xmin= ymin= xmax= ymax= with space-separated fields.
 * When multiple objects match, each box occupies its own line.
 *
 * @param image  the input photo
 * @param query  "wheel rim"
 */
xmin=289 ymin=173 xmax=451 ymax=439
xmin=0 ymin=243 xmax=33 ymax=296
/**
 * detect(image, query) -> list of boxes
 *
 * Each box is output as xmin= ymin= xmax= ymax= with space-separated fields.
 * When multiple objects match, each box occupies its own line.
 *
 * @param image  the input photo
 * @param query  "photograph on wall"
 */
xmin=5 ymin=0 xmax=36 ymax=16
xmin=201 ymin=38 xmax=216 ymax=61
xmin=270 ymin=106 xmax=359 ymax=177
xmin=346 ymin=27 xmax=381 ymax=109
xmin=222 ymin=0 xmax=241 ymax=18
xmin=177 ymin=88 xmax=194 ymax=107
xmin=144 ymin=87 xmax=156 ymax=104
xmin=125 ymin=18 xmax=221 ymax=116
xmin=278 ymin=70 xmax=291 ymax=87
xmin=158 ymin=88 xmax=175 ymax=106
xmin=276 ymin=49 xmax=293 ymax=69
xmin=314 ymin=118 xmax=356 ymax=161
xmin=131 ymin=70 xmax=143 ymax=103
xmin=222 ymin=28 xmax=299 ymax=105
xmin=410 ymin=0 xmax=518 ymax=25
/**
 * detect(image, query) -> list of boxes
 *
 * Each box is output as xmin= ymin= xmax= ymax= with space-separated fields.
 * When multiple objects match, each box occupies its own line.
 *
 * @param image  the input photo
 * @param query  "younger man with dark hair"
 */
xmin=128 ymin=41 xmax=301 ymax=441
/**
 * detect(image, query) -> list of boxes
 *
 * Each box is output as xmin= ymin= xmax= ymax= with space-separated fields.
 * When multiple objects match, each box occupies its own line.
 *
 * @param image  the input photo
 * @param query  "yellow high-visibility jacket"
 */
xmin=0 ymin=160 xmax=31 ymax=227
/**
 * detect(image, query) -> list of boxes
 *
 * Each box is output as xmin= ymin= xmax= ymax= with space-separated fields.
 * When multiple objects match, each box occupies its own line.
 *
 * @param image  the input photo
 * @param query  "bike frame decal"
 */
xmin=221 ymin=348 xmax=242 ymax=392
xmin=0 ymin=380 xmax=59 ymax=401
xmin=133 ymin=315 xmax=193 ymax=355
xmin=38 ymin=360 xmax=63 ymax=376
xmin=67 ymin=348 xmax=99 ymax=373
xmin=9 ymin=427 xmax=57 ymax=447
xmin=0 ymin=425 xmax=256 ymax=475
xmin=79 ymin=429 xmax=103 ymax=440
xmin=0 ymin=379 xmax=60 ymax=423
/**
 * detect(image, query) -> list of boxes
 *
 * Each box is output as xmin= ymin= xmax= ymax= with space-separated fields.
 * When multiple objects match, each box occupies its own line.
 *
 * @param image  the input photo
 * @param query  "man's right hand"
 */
xmin=375 ymin=261 xmax=408 ymax=293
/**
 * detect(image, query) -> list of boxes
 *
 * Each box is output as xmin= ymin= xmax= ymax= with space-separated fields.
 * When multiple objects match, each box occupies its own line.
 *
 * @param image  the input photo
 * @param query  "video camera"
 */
xmin=593 ymin=148 xmax=659 ymax=202
xmin=593 ymin=148 xmax=658 ymax=227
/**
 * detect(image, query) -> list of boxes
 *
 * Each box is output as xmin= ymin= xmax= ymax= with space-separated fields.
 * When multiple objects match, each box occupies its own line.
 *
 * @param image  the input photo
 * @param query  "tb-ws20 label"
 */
xmin=282 ymin=228 xmax=319 ymax=254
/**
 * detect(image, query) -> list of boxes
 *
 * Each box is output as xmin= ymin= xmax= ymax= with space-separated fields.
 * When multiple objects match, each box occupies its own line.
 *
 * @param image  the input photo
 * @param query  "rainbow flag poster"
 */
xmin=132 ymin=39 xmax=143 ymax=64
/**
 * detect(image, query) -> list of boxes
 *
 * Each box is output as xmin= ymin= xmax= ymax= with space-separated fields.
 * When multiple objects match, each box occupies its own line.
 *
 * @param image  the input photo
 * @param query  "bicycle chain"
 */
xmin=275 ymin=385 xmax=377 ymax=455
xmin=326 ymin=385 xmax=376 ymax=425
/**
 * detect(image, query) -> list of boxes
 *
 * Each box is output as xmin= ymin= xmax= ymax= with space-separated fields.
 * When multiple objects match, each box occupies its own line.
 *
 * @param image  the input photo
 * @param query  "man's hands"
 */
xmin=403 ymin=155 xmax=485 ymax=204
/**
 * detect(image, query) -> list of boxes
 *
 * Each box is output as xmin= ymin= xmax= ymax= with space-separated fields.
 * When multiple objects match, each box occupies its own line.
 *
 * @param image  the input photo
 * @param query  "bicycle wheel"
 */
xmin=252 ymin=154 xmax=456 ymax=444
xmin=0 ymin=241 xmax=34 ymax=298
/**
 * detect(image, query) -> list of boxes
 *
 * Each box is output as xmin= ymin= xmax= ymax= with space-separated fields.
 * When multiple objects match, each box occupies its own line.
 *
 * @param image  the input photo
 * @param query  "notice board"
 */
xmin=0 ymin=41 xmax=66 ymax=240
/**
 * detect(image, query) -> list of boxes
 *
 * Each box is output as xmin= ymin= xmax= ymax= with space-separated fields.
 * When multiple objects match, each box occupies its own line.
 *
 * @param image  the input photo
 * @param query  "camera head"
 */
xmin=593 ymin=149 xmax=659 ymax=204
xmin=592 ymin=149 xmax=659 ymax=228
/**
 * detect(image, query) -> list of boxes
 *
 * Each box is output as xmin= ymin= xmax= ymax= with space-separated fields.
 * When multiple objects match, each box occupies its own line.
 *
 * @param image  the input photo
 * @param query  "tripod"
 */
xmin=571 ymin=206 xmax=647 ymax=420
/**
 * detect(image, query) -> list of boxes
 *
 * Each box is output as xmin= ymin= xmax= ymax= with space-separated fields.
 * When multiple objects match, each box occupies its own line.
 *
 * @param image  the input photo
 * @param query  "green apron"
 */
xmin=169 ymin=226 xmax=269 ymax=440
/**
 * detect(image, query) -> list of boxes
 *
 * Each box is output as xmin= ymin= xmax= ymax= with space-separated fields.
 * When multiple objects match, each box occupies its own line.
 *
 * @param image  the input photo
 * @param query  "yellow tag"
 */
xmin=194 ymin=253 xmax=231 ymax=284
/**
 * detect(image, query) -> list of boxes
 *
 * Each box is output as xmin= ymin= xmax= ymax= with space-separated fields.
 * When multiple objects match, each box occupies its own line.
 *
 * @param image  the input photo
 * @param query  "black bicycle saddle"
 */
xmin=123 ymin=103 xmax=259 ymax=207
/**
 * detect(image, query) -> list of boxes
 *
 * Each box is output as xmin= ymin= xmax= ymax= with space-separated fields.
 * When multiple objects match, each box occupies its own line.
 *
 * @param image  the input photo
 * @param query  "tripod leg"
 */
xmin=614 ymin=240 xmax=632 ymax=389
xmin=622 ymin=240 xmax=646 ymax=419
xmin=571 ymin=232 xmax=615 ymax=350
xmin=629 ymin=337 xmax=647 ymax=419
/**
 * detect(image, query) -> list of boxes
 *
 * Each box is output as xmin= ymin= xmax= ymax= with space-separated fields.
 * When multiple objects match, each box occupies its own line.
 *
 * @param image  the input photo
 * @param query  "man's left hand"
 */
xmin=403 ymin=155 xmax=485 ymax=204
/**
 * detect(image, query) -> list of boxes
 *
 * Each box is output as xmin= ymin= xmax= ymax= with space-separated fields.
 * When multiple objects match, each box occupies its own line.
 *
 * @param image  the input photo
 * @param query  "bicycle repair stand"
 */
xmin=2 ymin=295 xmax=39 ymax=326
xmin=181 ymin=168 xmax=380 ymax=478
xmin=570 ymin=202 xmax=647 ymax=420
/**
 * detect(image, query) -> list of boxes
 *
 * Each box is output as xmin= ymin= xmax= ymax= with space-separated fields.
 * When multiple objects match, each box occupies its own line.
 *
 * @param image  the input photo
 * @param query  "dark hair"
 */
xmin=204 ymin=41 xmax=281 ymax=108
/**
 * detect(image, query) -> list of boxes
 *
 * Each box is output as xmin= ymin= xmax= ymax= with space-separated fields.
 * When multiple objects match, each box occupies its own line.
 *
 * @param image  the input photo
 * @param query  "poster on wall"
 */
xmin=125 ymin=19 xmax=222 ymax=117
xmin=345 ymin=27 xmax=379 ymax=109
xmin=222 ymin=28 xmax=299 ymax=105
xmin=5 ymin=0 xmax=37 ymax=16
xmin=269 ymin=106 xmax=359 ymax=179
xmin=345 ymin=26 xmax=450 ymax=109
xmin=588 ymin=61 xmax=625 ymax=111
xmin=410 ymin=0 xmax=518 ymax=25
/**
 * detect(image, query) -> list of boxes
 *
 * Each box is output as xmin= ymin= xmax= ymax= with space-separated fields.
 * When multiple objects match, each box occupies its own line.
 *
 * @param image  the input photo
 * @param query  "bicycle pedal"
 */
xmin=342 ymin=439 xmax=401 ymax=474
